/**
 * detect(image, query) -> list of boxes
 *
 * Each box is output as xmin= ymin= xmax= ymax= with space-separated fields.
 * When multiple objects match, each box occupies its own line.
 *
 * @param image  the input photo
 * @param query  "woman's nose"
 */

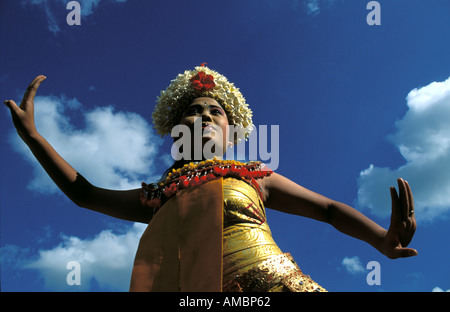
xmin=201 ymin=110 xmax=213 ymax=121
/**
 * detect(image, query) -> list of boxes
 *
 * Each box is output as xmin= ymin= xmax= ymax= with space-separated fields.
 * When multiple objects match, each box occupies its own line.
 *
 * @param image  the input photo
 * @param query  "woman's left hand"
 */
xmin=379 ymin=178 xmax=418 ymax=259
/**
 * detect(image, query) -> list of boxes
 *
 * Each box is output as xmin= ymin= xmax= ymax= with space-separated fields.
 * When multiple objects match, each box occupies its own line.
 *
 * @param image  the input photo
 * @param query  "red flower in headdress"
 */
xmin=190 ymin=71 xmax=215 ymax=92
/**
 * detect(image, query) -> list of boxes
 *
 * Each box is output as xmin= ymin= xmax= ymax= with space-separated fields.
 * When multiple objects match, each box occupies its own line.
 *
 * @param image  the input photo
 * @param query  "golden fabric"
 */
xmin=222 ymin=177 xmax=325 ymax=292
xmin=223 ymin=253 xmax=326 ymax=292
xmin=222 ymin=178 xmax=282 ymax=278
xmin=129 ymin=177 xmax=326 ymax=292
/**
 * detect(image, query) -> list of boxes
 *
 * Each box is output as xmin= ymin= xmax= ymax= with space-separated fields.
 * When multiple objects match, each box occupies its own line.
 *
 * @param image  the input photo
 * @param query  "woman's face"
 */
xmin=178 ymin=97 xmax=230 ymax=160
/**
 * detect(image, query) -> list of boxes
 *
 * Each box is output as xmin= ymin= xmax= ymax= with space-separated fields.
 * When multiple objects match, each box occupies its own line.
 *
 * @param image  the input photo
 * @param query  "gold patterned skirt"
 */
xmin=221 ymin=224 xmax=326 ymax=292
xmin=223 ymin=253 xmax=325 ymax=292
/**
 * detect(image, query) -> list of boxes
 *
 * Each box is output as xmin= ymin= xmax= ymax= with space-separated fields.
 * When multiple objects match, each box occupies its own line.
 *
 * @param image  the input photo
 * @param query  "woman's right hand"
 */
xmin=3 ymin=75 xmax=150 ymax=223
xmin=4 ymin=75 xmax=46 ymax=143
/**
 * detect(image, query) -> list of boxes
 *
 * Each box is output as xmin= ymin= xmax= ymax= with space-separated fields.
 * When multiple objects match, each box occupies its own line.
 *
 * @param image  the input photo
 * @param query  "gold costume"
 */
xmin=130 ymin=177 xmax=326 ymax=292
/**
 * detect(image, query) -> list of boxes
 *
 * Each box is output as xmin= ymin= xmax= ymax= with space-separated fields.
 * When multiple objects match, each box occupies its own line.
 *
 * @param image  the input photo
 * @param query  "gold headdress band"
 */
xmin=152 ymin=64 xmax=254 ymax=143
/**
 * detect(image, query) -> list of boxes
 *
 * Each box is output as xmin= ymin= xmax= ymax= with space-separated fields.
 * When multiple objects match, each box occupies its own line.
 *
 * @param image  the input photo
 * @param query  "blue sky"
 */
xmin=1 ymin=0 xmax=449 ymax=292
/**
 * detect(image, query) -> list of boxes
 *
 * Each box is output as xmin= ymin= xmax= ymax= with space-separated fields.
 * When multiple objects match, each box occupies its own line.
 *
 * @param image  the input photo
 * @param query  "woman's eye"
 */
xmin=211 ymin=108 xmax=223 ymax=115
xmin=185 ymin=107 xmax=200 ymax=115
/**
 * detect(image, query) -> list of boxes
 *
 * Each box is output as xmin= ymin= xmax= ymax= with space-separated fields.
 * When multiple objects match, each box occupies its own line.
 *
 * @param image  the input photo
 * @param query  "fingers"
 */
xmin=386 ymin=178 xmax=417 ymax=258
xmin=389 ymin=247 xmax=418 ymax=259
xmin=398 ymin=178 xmax=415 ymax=220
xmin=397 ymin=178 xmax=408 ymax=220
xmin=404 ymin=180 xmax=417 ymax=245
xmin=395 ymin=178 xmax=417 ymax=247
xmin=20 ymin=75 xmax=46 ymax=109
xmin=405 ymin=180 xmax=415 ymax=217
xmin=397 ymin=178 xmax=411 ymax=221
xmin=390 ymin=185 xmax=399 ymax=218
xmin=390 ymin=186 xmax=399 ymax=207
xmin=3 ymin=99 xmax=20 ymax=113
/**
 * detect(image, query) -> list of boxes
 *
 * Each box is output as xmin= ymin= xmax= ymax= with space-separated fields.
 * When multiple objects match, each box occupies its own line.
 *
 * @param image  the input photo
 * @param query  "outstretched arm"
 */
xmin=260 ymin=173 xmax=417 ymax=259
xmin=4 ymin=76 xmax=151 ymax=223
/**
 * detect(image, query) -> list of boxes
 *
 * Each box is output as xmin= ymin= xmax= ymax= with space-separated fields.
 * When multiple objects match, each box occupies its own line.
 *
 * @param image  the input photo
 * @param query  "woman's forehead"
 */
xmin=189 ymin=97 xmax=220 ymax=106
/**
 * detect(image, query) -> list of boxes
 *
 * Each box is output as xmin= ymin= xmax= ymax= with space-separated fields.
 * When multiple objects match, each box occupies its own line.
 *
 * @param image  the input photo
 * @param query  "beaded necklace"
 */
xmin=140 ymin=157 xmax=273 ymax=215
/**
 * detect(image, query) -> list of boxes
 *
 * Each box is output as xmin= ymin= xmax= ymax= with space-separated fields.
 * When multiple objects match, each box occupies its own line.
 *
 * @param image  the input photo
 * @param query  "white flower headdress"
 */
xmin=152 ymin=64 xmax=254 ymax=143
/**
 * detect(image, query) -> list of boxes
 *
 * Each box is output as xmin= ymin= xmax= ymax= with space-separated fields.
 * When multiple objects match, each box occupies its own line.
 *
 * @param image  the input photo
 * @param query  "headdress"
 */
xmin=152 ymin=64 xmax=254 ymax=143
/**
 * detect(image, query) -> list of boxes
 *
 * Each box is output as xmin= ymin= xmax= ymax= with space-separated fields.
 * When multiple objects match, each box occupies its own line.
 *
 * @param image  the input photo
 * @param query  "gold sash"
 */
xmin=129 ymin=178 xmax=224 ymax=292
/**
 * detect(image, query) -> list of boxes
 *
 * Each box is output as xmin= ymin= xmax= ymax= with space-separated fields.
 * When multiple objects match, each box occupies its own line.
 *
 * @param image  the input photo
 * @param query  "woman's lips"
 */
xmin=201 ymin=123 xmax=217 ymax=138
xmin=202 ymin=125 xmax=214 ymax=131
xmin=202 ymin=123 xmax=215 ymax=131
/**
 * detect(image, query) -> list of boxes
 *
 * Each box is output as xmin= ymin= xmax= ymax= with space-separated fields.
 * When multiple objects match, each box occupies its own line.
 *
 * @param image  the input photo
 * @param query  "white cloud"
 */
xmin=303 ymin=0 xmax=339 ymax=16
xmin=72 ymin=0 xmax=127 ymax=17
xmin=432 ymin=287 xmax=450 ymax=292
xmin=341 ymin=256 xmax=365 ymax=274
xmin=10 ymin=94 xmax=164 ymax=193
xmin=305 ymin=0 xmax=320 ymax=16
xmin=2 ymin=222 xmax=147 ymax=291
xmin=357 ymin=76 xmax=450 ymax=221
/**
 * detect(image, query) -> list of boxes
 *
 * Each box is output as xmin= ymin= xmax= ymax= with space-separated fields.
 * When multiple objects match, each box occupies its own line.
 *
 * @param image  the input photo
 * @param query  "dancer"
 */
xmin=4 ymin=65 xmax=417 ymax=292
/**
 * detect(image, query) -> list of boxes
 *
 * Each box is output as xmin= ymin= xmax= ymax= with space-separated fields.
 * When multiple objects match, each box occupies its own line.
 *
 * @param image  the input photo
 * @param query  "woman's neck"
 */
xmin=163 ymin=156 xmax=225 ymax=179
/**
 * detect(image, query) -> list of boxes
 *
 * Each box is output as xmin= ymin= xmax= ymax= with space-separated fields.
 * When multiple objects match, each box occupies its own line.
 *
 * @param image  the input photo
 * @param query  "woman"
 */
xmin=4 ymin=66 xmax=417 ymax=292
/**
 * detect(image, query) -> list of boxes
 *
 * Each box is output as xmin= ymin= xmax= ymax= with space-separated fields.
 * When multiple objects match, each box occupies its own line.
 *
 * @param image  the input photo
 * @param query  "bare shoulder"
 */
xmin=257 ymin=171 xmax=332 ymax=219
xmin=257 ymin=172 xmax=285 ymax=205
